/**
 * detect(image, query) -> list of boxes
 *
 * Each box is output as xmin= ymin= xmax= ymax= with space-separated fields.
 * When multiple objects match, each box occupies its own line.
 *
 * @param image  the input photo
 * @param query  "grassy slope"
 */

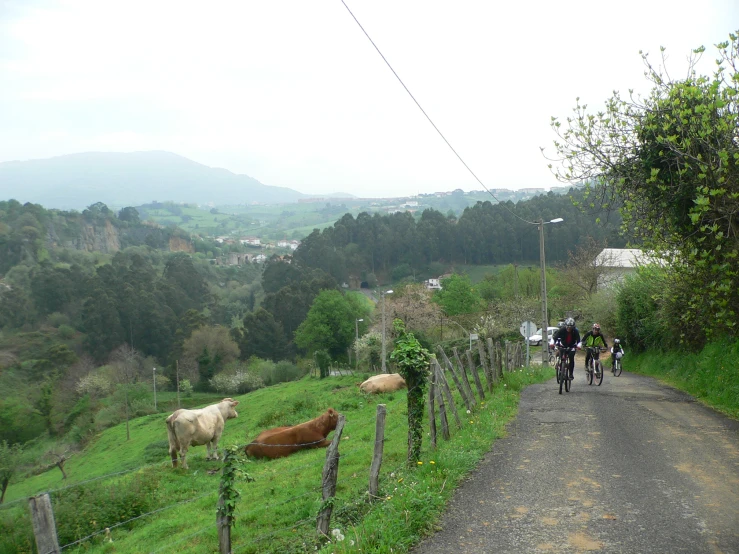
xmin=623 ymin=339 xmax=739 ymax=419
xmin=3 ymin=365 xmax=552 ymax=554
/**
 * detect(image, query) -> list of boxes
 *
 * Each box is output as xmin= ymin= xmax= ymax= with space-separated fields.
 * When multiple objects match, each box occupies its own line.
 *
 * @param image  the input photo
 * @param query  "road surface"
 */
xmin=412 ymin=369 xmax=739 ymax=553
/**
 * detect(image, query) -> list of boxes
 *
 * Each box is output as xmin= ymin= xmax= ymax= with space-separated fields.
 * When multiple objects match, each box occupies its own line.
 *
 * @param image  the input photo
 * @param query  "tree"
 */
xmin=294 ymin=290 xmax=369 ymax=360
xmin=390 ymin=319 xmax=430 ymax=464
xmin=235 ymin=308 xmax=289 ymax=362
xmin=0 ymin=440 xmax=23 ymax=504
xmin=561 ymin=237 xmax=614 ymax=300
xmin=111 ymin=344 xmax=142 ymax=441
xmin=182 ymin=326 xmax=240 ymax=388
xmin=549 ymin=33 xmax=739 ymax=344
xmin=432 ymin=274 xmax=483 ymax=316
xmin=118 ymin=207 xmax=141 ymax=224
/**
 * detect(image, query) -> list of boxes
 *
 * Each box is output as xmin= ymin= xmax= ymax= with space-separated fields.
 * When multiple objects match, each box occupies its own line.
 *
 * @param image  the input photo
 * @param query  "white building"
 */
xmin=595 ymin=248 xmax=664 ymax=288
xmin=425 ymin=278 xmax=442 ymax=290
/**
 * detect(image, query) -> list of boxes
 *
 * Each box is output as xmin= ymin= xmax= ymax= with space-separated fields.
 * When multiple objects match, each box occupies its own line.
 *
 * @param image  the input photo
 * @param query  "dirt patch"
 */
xmin=568 ymin=531 xmax=603 ymax=551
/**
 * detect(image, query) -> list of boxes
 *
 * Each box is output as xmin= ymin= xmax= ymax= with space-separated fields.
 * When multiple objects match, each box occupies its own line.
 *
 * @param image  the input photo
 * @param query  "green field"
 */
xmin=2 ymin=366 xmax=551 ymax=553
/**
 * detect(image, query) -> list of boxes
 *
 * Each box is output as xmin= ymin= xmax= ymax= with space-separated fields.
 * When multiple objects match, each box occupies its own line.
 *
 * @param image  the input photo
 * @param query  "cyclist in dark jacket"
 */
xmin=552 ymin=318 xmax=580 ymax=380
xmin=580 ymin=323 xmax=608 ymax=374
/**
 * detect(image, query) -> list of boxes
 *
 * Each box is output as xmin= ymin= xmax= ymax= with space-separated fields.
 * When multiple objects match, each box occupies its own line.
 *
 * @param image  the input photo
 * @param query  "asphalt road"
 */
xmin=412 ymin=367 xmax=739 ymax=553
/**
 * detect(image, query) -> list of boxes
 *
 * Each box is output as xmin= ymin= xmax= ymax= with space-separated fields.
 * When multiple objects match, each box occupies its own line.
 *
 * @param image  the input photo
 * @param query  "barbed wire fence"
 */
xmin=23 ymin=338 xmax=526 ymax=553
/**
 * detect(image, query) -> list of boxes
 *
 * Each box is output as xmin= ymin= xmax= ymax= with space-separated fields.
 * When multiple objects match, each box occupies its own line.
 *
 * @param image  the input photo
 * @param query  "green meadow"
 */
xmin=2 ymin=365 xmax=552 ymax=554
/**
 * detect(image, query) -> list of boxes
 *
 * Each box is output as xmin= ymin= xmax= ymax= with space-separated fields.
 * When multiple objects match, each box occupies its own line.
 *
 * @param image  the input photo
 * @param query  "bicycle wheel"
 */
xmin=559 ymin=367 xmax=564 ymax=394
xmin=555 ymin=359 xmax=561 ymax=384
xmin=564 ymin=368 xmax=571 ymax=392
xmin=595 ymin=361 xmax=604 ymax=386
xmin=614 ymin=359 xmax=622 ymax=377
xmin=586 ymin=362 xmax=593 ymax=385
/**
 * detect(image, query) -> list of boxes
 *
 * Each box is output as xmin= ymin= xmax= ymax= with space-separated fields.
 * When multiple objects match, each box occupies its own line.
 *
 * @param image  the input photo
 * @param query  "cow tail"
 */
xmin=166 ymin=412 xmax=180 ymax=467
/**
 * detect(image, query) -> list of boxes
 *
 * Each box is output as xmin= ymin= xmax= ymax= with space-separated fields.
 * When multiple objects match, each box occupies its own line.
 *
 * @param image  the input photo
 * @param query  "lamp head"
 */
xmin=549 ymin=218 xmax=564 ymax=224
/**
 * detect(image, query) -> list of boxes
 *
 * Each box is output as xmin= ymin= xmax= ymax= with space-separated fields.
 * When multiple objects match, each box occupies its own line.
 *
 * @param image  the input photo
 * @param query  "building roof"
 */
xmin=595 ymin=248 xmax=659 ymax=268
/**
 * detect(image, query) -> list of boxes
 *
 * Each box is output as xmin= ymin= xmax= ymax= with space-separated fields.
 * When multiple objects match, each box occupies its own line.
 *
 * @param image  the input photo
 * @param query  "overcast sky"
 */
xmin=1 ymin=1 xmax=737 ymax=198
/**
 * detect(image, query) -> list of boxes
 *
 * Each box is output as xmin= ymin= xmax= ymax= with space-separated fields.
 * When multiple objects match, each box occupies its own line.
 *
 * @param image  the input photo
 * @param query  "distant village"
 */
xmin=202 ymin=185 xmax=573 ymax=266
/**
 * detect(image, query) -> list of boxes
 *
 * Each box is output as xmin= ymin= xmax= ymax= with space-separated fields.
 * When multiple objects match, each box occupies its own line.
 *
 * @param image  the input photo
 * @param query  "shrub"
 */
xmin=179 ymin=379 xmax=193 ymax=397
xmin=76 ymin=373 xmax=114 ymax=398
xmin=57 ymin=324 xmax=76 ymax=340
xmin=47 ymin=312 xmax=70 ymax=327
xmin=209 ymin=370 xmax=265 ymax=394
xmin=53 ymin=472 xmax=161 ymax=547
xmin=0 ymin=507 xmax=34 ymax=554
xmin=262 ymin=361 xmax=303 ymax=386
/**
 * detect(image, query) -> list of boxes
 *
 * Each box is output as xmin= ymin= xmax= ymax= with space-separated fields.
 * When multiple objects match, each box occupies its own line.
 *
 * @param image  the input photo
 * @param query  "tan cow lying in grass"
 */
xmin=359 ymin=373 xmax=407 ymax=394
xmin=245 ymin=408 xmax=339 ymax=459
xmin=166 ymin=398 xmax=239 ymax=469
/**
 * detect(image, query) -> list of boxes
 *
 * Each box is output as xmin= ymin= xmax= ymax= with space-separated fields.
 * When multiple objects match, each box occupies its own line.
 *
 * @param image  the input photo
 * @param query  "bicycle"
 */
xmin=612 ymin=352 xmax=623 ymax=377
xmin=556 ymin=346 xmax=575 ymax=394
xmin=585 ymin=346 xmax=606 ymax=386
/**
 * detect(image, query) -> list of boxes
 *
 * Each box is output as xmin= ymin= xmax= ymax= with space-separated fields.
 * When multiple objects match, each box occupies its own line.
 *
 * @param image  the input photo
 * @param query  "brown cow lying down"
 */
xmin=359 ymin=373 xmax=407 ymax=394
xmin=245 ymin=408 xmax=339 ymax=459
xmin=166 ymin=398 xmax=239 ymax=469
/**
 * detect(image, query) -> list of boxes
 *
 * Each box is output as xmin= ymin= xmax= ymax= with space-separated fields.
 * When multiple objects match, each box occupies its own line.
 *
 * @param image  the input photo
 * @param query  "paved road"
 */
xmin=413 ymin=368 xmax=739 ymax=553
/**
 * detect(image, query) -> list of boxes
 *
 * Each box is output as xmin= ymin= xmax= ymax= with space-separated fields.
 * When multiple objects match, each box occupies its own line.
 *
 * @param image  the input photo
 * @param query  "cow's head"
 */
xmin=325 ymin=408 xmax=339 ymax=430
xmin=222 ymin=398 xmax=239 ymax=419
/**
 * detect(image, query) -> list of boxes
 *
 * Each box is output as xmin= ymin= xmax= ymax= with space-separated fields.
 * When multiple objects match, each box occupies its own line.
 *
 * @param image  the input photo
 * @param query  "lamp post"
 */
xmin=355 ymin=318 xmax=364 ymax=371
xmin=153 ymin=367 xmax=157 ymax=411
xmin=380 ymin=290 xmax=393 ymax=373
xmin=536 ymin=217 xmax=563 ymax=366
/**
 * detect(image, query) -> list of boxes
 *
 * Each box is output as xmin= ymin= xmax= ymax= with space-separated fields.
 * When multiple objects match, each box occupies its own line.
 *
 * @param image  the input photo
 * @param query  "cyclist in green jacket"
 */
xmin=579 ymin=323 xmax=608 ymax=374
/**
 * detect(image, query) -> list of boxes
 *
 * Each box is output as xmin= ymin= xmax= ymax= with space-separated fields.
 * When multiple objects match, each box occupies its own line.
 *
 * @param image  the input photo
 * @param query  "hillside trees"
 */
xmin=291 ymin=192 xmax=625 ymax=284
xmin=550 ymin=32 xmax=739 ymax=345
xmin=234 ymin=308 xmax=289 ymax=362
xmin=294 ymin=290 xmax=371 ymax=360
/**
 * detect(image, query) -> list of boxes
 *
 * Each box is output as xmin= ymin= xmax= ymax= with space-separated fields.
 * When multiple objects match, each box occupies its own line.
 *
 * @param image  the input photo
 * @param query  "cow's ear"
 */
xmin=232 ymin=401 xmax=240 ymax=407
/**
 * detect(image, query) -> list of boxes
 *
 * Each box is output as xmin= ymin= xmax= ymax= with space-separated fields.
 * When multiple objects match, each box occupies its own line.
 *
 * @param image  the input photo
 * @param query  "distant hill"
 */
xmin=0 ymin=151 xmax=316 ymax=209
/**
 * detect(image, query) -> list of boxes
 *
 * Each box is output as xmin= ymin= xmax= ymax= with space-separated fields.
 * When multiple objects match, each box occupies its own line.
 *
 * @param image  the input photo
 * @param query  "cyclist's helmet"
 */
xmin=558 ymin=321 xmax=565 ymax=328
xmin=614 ymin=338 xmax=620 ymax=344
xmin=592 ymin=323 xmax=601 ymax=332
xmin=565 ymin=317 xmax=575 ymax=328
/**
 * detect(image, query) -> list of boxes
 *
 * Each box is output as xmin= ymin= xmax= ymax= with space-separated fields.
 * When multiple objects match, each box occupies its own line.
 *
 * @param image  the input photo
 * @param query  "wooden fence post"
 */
xmin=29 ymin=494 xmax=60 ymax=554
xmin=437 ymin=347 xmax=473 ymax=412
xmin=476 ymin=340 xmax=492 ymax=394
xmin=452 ymin=348 xmax=476 ymax=407
xmin=434 ymin=364 xmax=450 ymax=441
xmin=369 ymin=405 xmax=386 ymax=498
xmin=428 ymin=374 xmax=437 ymax=450
xmin=317 ymin=414 xmax=346 ymax=536
xmin=486 ymin=338 xmax=498 ymax=386
xmin=465 ymin=350 xmax=486 ymax=401
xmin=434 ymin=359 xmax=462 ymax=429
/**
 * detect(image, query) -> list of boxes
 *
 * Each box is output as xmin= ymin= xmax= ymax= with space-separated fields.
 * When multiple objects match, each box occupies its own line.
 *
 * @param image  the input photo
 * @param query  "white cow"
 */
xmin=166 ymin=398 xmax=239 ymax=469
xmin=359 ymin=373 xmax=407 ymax=394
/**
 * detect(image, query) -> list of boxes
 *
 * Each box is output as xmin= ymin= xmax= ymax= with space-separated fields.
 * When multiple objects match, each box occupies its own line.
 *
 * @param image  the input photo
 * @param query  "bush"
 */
xmin=0 ymin=507 xmax=34 ymax=554
xmin=263 ymin=361 xmax=303 ymax=386
xmin=209 ymin=370 xmax=265 ymax=394
xmin=47 ymin=312 xmax=70 ymax=327
xmin=57 ymin=324 xmax=76 ymax=340
xmin=179 ymin=379 xmax=193 ymax=397
xmin=53 ymin=472 xmax=161 ymax=547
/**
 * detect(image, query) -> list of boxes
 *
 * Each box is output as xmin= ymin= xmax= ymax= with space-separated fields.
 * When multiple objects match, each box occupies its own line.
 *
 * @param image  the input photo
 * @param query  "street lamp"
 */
xmin=536 ymin=217 xmax=563 ymax=366
xmin=153 ymin=367 xmax=157 ymax=411
xmin=355 ymin=318 xmax=364 ymax=371
xmin=380 ymin=290 xmax=393 ymax=373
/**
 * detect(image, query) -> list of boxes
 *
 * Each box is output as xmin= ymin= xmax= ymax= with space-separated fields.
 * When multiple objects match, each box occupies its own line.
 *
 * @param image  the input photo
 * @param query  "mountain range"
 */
xmin=0 ymin=151 xmax=352 ymax=210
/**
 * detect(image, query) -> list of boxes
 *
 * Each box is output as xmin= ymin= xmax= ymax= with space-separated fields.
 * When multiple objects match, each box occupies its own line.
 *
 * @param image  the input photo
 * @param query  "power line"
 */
xmin=339 ymin=0 xmax=537 ymax=226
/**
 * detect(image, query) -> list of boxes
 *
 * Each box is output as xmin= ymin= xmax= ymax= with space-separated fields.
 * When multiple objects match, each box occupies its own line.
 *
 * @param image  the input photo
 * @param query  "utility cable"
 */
xmin=339 ymin=0 xmax=539 ymax=226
